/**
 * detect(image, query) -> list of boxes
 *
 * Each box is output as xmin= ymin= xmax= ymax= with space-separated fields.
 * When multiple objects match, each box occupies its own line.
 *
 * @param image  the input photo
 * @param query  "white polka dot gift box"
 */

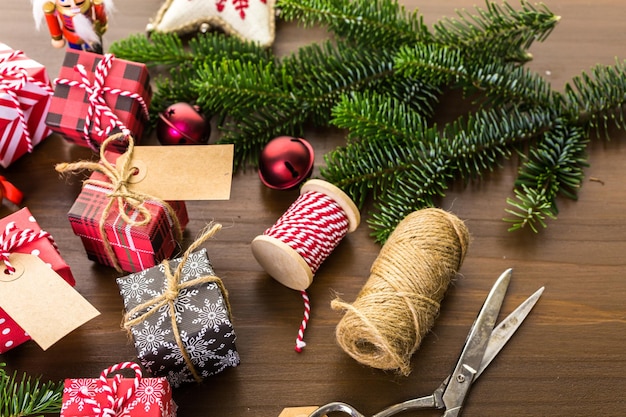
xmin=0 ymin=207 xmax=75 ymax=353
xmin=61 ymin=361 xmax=177 ymax=417
xmin=116 ymin=247 xmax=240 ymax=388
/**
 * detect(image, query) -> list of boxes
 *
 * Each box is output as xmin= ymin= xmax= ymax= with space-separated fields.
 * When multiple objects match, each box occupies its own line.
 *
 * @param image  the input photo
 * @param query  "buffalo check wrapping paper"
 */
xmin=61 ymin=362 xmax=177 ymax=417
xmin=0 ymin=43 xmax=53 ymax=168
xmin=46 ymin=50 xmax=151 ymax=150
xmin=66 ymin=154 xmax=188 ymax=273
xmin=117 ymin=248 xmax=240 ymax=388
xmin=0 ymin=207 xmax=75 ymax=354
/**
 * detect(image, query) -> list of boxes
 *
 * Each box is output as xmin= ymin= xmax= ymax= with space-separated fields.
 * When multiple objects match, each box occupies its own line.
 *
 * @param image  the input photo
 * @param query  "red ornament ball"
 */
xmin=157 ymin=102 xmax=210 ymax=145
xmin=258 ymin=136 xmax=315 ymax=190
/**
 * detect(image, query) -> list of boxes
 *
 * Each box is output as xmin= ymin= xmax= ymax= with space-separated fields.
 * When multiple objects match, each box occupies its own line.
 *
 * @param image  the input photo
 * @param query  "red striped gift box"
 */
xmin=0 ymin=44 xmax=53 ymax=168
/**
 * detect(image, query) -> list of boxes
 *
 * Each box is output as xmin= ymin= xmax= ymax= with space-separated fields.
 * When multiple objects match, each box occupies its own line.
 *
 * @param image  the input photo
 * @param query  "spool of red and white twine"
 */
xmin=251 ymin=179 xmax=360 ymax=352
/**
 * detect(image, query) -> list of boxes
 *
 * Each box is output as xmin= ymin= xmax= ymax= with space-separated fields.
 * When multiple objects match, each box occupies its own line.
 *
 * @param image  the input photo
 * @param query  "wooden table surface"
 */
xmin=1 ymin=1 xmax=625 ymax=416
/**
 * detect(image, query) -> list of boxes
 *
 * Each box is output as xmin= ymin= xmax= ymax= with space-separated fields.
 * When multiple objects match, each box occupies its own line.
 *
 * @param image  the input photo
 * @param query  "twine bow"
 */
xmin=0 ymin=221 xmax=54 ymax=274
xmin=123 ymin=223 xmax=231 ymax=383
xmin=54 ymin=53 xmax=149 ymax=151
xmin=82 ymin=362 xmax=142 ymax=417
xmin=0 ymin=50 xmax=53 ymax=153
xmin=55 ymin=133 xmax=183 ymax=273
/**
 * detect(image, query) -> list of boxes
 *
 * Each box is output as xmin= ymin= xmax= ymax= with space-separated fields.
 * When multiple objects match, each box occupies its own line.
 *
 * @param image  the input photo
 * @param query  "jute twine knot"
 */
xmin=122 ymin=223 xmax=232 ymax=383
xmin=331 ymin=208 xmax=470 ymax=376
xmin=55 ymin=133 xmax=182 ymax=272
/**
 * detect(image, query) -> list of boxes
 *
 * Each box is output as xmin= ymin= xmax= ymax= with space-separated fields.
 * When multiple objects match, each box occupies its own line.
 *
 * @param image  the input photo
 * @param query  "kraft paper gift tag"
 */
xmin=117 ymin=144 xmax=234 ymax=201
xmin=0 ymin=253 xmax=100 ymax=350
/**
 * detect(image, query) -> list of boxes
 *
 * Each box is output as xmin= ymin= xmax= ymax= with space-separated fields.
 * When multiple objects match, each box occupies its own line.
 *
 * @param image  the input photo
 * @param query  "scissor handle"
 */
xmin=308 ymin=395 xmax=439 ymax=417
xmin=308 ymin=402 xmax=365 ymax=417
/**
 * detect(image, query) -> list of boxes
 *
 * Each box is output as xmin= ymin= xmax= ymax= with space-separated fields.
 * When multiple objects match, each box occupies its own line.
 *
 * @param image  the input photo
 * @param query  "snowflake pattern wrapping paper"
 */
xmin=147 ymin=0 xmax=276 ymax=47
xmin=61 ymin=362 xmax=177 ymax=417
xmin=117 ymin=248 xmax=240 ymax=388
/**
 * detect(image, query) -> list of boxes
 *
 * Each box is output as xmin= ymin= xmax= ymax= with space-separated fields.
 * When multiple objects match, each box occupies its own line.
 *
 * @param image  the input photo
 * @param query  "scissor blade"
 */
xmin=441 ymin=268 xmax=512 ymax=409
xmin=475 ymin=286 xmax=544 ymax=379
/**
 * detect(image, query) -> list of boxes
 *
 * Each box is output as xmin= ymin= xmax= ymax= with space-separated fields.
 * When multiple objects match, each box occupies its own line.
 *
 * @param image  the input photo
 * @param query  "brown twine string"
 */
xmin=122 ymin=223 xmax=232 ymax=383
xmin=55 ymin=133 xmax=183 ymax=272
xmin=331 ymin=208 xmax=470 ymax=376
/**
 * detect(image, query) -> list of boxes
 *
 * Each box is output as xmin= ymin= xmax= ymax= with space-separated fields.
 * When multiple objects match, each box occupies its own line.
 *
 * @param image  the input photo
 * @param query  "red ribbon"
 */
xmin=0 ymin=176 xmax=23 ymax=205
xmin=54 ymin=53 xmax=149 ymax=151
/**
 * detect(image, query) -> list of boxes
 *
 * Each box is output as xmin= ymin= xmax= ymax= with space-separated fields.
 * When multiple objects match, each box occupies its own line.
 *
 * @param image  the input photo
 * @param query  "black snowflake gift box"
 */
xmin=116 ymin=247 xmax=240 ymax=388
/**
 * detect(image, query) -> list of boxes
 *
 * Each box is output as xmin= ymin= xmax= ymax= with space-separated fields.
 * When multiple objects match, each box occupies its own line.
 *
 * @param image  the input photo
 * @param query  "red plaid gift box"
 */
xmin=0 ymin=207 xmax=75 ymax=353
xmin=0 ymin=43 xmax=53 ymax=168
xmin=61 ymin=362 xmax=177 ymax=417
xmin=46 ymin=50 xmax=151 ymax=151
xmin=66 ymin=151 xmax=188 ymax=273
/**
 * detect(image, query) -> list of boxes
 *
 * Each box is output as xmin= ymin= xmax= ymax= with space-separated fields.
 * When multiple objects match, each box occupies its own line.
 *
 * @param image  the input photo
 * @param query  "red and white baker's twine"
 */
xmin=0 ymin=221 xmax=55 ymax=274
xmin=0 ymin=50 xmax=53 ymax=153
xmin=54 ymin=53 xmax=149 ymax=151
xmin=263 ymin=190 xmax=350 ymax=352
xmin=82 ymin=362 xmax=142 ymax=417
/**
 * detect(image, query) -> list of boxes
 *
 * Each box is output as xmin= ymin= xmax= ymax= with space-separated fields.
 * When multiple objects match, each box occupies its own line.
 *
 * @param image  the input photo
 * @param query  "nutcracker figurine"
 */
xmin=31 ymin=0 xmax=114 ymax=54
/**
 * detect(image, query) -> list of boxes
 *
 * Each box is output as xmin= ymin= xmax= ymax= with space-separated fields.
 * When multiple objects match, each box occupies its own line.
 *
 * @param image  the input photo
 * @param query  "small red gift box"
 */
xmin=66 ymin=151 xmax=188 ymax=273
xmin=0 ymin=43 xmax=53 ymax=168
xmin=61 ymin=362 xmax=177 ymax=417
xmin=0 ymin=207 xmax=75 ymax=353
xmin=46 ymin=50 xmax=151 ymax=151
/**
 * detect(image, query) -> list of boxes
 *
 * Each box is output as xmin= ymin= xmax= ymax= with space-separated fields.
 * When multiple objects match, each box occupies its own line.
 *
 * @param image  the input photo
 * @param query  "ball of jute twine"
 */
xmin=331 ymin=208 xmax=470 ymax=376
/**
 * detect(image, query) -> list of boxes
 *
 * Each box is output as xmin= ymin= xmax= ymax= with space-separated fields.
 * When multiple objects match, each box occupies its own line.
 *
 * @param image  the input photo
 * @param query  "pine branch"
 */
xmin=504 ymin=121 xmax=588 ymax=231
xmin=0 ymin=363 xmax=63 ymax=417
xmin=277 ymin=0 xmax=431 ymax=48
xmin=393 ymin=42 xmax=557 ymax=109
xmin=565 ymin=58 xmax=626 ymax=137
xmin=325 ymin=98 xmax=553 ymax=241
xmin=432 ymin=0 xmax=559 ymax=62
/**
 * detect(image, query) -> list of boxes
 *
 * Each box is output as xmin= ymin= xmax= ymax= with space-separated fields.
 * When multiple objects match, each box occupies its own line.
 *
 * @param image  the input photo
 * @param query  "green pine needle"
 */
xmin=0 ymin=363 xmax=63 ymax=417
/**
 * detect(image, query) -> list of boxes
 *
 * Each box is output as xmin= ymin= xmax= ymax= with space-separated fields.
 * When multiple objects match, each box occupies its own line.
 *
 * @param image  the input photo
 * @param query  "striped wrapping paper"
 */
xmin=0 ymin=43 xmax=52 ymax=168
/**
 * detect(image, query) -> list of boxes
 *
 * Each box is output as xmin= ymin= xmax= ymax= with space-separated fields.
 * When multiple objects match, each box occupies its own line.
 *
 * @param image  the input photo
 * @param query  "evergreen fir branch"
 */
xmin=432 ymin=0 xmax=559 ymax=62
xmin=564 ymin=59 xmax=626 ymax=136
xmin=325 ymin=101 xmax=553 ymax=242
xmin=504 ymin=121 xmax=588 ymax=231
xmin=109 ymin=31 xmax=273 ymax=69
xmin=0 ymin=363 xmax=63 ymax=417
xmin=394 ymin=43 xmax=556 ymax=109
xmin=276 ymin=0 xmax=431 ymax=48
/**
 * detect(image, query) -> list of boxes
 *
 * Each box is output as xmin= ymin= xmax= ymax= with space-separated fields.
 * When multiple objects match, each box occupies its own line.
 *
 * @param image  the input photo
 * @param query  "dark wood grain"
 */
xmin=1 ymin=1 xmax=625 ymax=416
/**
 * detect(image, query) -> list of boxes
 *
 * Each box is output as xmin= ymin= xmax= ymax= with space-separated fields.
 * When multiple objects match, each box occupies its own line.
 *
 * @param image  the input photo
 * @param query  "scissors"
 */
xmin=307 ymin=268 xmax=544 ymax=417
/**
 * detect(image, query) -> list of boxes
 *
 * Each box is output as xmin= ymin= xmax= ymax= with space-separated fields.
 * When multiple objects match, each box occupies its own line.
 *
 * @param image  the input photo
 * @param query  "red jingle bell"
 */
xmin=258 ymin=136 xmax=315 ymax=190
xmin=157 ymin=102 xmax=210 ymax=145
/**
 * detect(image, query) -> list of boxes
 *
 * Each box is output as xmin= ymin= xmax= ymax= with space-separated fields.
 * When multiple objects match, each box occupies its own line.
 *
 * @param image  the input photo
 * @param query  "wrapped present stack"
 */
xmin=117 ymin=225 xmax=239 ymax=388
xmin=46 ymin=50 xmax=152 ymax=151
xmin=0 ymin=207 xmax=75 ymax=353
xmin=0 ymin=43 xmax=53 ymax=168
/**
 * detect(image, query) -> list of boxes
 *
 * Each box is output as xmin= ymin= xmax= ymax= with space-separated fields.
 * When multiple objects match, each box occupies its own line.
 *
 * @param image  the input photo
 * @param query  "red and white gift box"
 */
xmin=0 ymin=43 xmax=53 ymax=168
xmin=61 ymin=362 xmax=177 ymax=417
xmin=46 ymin=50 xmax=151 ymax=151
xmin=0 ymin=207 xmax=75 ymax=353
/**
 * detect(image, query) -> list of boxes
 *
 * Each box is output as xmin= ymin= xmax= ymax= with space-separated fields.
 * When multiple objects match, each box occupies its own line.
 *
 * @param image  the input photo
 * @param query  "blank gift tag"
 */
xmin=0 ymin=253 xmax=100 ymax=350
xmin=117 ymin=144 xmax=234 ymax=201
xmin=279 ymin=407 xmax=324 ymax=417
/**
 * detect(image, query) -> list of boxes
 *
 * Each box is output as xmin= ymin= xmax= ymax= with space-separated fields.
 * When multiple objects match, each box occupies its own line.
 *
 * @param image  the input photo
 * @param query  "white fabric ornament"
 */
xmin=147 ymin=0 xmax=276 ymax=47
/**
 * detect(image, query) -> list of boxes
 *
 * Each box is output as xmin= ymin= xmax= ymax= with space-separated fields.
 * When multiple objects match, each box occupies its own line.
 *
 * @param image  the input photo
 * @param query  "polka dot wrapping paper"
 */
xmin=0 ymin=207 xmax=75 ymax=353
